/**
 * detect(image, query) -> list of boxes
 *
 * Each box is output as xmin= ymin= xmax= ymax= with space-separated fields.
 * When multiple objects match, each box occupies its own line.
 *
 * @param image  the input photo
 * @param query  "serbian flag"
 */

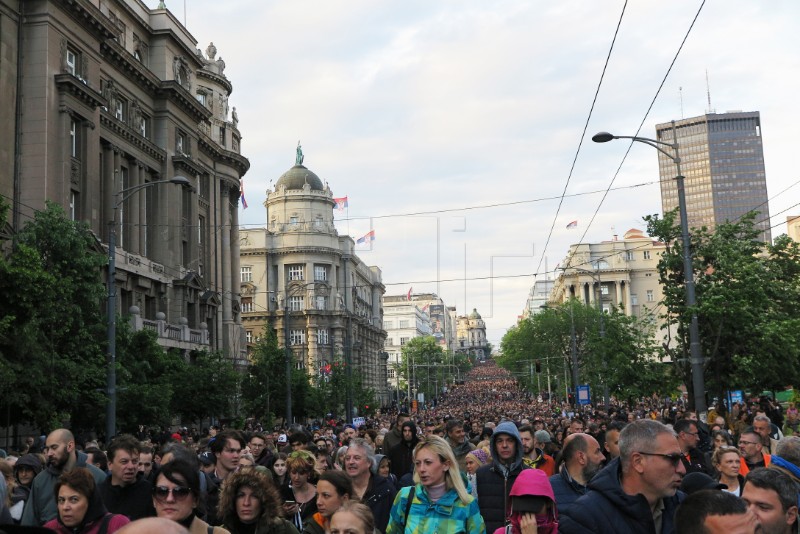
xmin=334 ymin=196 xmax=348 ymax=211
xmin=356 ymin=229 xmax=375 ymax=244
xmin=407 ymin=287 xmax=413 ymax=301
xmin=566 ymin=220 xmax=577 ymax=229
xmin=239 ymin=179 xmax=248 ymax=209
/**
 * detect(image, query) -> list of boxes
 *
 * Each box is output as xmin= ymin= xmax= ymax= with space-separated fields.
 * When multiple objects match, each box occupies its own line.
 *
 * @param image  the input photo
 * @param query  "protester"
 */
xmin=218 ymin=469 xmax=298 ymax=534
xmin=153 ymin=459 xmax=230 ymax=534
xmin=495 ymin=468 xmax=558 ymax=534
xmin=303 ymin=471 xmax=352 ymax=534
xmin=281 ymin=450 xmax=318 ymax=531
xmin=385 ymin=436 xmax=484 ymax=534
xmin=674 ymin=489 xmax=758 ymax=534
xmin=43 ymin=467 xmax=130 ymax=534
xmin=742 ymin=468 xmax=798 ymax=534
xmin=329 ymin=502 xmax=376 ymax=534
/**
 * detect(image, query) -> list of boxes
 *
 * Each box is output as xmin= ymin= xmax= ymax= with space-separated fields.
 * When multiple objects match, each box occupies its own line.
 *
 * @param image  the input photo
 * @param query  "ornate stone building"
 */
xmin=455 ymin=309 xmax=489 ymax=360
xmin=0 ymin=0 xmax=248 ymax=363
xmin=239 ymin=152 xmax=388 ymax=399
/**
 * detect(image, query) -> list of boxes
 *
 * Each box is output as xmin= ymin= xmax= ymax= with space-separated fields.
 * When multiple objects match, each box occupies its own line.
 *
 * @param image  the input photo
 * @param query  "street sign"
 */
xmin=577 ymin=385 xmax=591 ymax=406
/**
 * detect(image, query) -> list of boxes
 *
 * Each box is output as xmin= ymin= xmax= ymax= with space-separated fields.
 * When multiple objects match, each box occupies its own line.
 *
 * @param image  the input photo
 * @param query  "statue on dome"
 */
xmin=295 ymin=141 xmax=304 ymax=165
xmin=206 ymin=42 xmax=217 ymax=60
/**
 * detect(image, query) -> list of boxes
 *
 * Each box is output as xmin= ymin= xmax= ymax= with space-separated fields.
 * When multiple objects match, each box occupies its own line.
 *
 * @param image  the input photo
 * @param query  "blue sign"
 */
xmin=577 ymin=385 xmax=591 ymax=405
xmin=729 ymin=390 xmax=743 ymax=405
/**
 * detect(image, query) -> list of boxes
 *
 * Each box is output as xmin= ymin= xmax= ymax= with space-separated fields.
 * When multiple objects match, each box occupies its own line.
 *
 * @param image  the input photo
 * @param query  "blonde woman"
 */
xmin=385 ymin=436 xmax=485 ymax=533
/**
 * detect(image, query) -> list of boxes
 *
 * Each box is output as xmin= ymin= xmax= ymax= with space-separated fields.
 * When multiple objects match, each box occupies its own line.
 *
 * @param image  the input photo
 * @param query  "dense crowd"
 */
xmin=1 ymin=360 xmax=799 ymax=533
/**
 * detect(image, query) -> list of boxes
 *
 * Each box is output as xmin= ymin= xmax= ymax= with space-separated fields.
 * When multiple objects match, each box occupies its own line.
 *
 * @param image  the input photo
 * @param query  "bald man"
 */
xmin=21 ymin=429 xmax=106 ymax=525
xmin=117 ymin=517 xmax=191 ymax=534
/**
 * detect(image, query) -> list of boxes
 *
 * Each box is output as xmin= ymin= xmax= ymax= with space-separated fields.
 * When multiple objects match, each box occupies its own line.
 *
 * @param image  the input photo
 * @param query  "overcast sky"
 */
xmin=163 ymin=0 xmax=800 ymax=345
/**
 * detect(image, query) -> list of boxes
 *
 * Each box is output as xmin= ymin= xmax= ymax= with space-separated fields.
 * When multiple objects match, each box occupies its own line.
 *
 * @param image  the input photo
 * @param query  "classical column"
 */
xmin=230 ymin=189 xmax=242 ymax=360
xmin=221 ymin=185 xmax=233 ymax=355
xmin=129 ymin=160 xmax=141 ymax=255
xmin=624 ymin=281 xmax=632 ymax=315
xmin=139 ymin=167 xmax=149 ymax=257
xmin=102 ymin=143 xmax=113 ymax=241
xmin=615 ymin=281 xmax=623 ymax=313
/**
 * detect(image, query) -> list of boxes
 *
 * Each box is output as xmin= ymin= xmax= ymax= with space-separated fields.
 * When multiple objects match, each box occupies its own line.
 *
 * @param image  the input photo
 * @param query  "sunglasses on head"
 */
xmin=153 ymin=485 xmax=192 ymax=501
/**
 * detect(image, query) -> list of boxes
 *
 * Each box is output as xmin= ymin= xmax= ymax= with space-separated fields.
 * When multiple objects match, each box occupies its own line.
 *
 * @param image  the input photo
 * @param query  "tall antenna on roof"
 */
xmin=679 ymin=86 xmax=684 ymax=119
xmin=705 ymin=70 xmax=715 ymax=114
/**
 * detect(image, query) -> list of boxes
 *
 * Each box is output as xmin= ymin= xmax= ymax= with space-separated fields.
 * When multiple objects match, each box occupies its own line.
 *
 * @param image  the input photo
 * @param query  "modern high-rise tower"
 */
xmin=656 ymin=111 xmax=772 ymax=243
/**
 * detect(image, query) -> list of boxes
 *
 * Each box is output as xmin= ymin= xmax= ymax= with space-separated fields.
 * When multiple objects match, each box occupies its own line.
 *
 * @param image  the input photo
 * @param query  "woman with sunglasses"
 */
xmin=43 ymin=467 xmax=130 ymax=534
xmin=385 ymin=436 xmax=484 ymax=534
xmin=712 ymin=446 xmax=744 ymax=496
xmin=218 ymin=469 xmax=299 ymax=534
xmin=153 ymin=459 xmax=230 ymax=534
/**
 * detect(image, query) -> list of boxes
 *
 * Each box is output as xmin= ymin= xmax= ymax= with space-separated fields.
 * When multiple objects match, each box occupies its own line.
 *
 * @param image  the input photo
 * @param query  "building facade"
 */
xmin=382 ymin=298 xmax=432 ymax=403
xmin=550 ymin=229 xmax=666 ymax=343
xmin=455 ymin=308 xmax=489 ymax=360
xmin=239 ymin=156 xmax=388 ymax=401
xmin=522 ymin=279 xmax=555 ymax=318
xmin=656 ymin=111 xmax=771 ymax=243
xmin=1 ymin=0 xmax=248 ymax=363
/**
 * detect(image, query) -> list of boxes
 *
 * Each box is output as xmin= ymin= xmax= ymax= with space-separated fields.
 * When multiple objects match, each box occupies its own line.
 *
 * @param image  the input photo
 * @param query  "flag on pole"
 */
xmin=239 ymin=179 xmax=248 ymax=209
xmin=566 ymin=220 xmax=577 ymax=229
xmin=356 ymin=229 xmax=375 ymax=244
xmin=407 ymin=287 xmax=413 ymax=301
xmin=334 ymin=196 xmax=349 ymax=211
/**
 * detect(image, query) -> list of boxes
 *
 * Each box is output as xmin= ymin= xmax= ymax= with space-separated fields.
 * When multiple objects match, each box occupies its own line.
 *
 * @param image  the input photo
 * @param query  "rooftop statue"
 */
xmin=295 ymin=141 xmax=304 ymax=165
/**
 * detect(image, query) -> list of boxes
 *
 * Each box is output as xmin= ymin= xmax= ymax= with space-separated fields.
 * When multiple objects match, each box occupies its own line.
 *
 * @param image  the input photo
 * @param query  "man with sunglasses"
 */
xmin=559 ymin=419 xmax=686 ymax=534
xmin=675 ymin=419 xmax=711 ymax=475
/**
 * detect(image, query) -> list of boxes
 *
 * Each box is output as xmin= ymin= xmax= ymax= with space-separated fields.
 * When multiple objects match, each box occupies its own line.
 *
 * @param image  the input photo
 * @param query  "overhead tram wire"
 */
xmin=565 ymin=0 xmax=707 ymax=274
xmin=533 ymin=0 xmax=629 ymax=279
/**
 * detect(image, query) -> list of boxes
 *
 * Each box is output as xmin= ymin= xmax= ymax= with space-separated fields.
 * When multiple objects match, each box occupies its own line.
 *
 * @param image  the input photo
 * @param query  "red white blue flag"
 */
xmin=334 ymin=196 xmax=349 ymax=211
xmin=566 ymin=220 xmax=577 ymax=229
xmin=239 ymin=179 xmax=248 ymax=209
xmin=356 ymin=229 xmax=375 ymax=244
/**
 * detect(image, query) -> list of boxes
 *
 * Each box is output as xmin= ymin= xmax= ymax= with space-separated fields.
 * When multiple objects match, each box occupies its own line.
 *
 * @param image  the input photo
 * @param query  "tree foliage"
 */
xmin=646 ymin=210 xmax=800 ymax=408
xmin=398 ymin=336 xmax=469 ymax=402
xmin=498 ymin=300 xmax=677 ymax=404
xmin=0 ymin=201 xmax=107 ymax=431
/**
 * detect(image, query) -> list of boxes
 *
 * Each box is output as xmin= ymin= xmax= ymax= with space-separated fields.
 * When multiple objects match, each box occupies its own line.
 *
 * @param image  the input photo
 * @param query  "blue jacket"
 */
xmin=548 ymin=464 xmax=589 ymax=516
xmin=559 ymin=458 xmax=685 ymax=534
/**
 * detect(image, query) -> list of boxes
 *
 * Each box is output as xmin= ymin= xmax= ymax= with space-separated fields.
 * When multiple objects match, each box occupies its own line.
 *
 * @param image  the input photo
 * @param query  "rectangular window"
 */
xmin=317 ymin=328 xmax=329 ymax=345
xmin=197 ymin=92 xmax=207 ymax=106
xmin=384 ymin=321 xmax=393 ymax=329
xmin=140 ymin=113 xmax=150 ymax=138
xmin=399 ymin=320 xmax=410 ymax=329
xmin=600 ymin=285 xmax=609 ymax=296
xmin=69 ymin=191 xmax=78 ymax=221
xmin=400 ymin=337 xmax=410 ymax=346
xmin=241 ymin=266 xmax=252 ymax=282
xmin=625 ymin=251 xmax=634 ymax=261
xmin=176 ymin=130 xmax=188 ymax=155
xmin=289 ymin=296 xmax=304 ymax=311
xmin=388 ymin=368 xmax=395 ymax=379
xmin=289 ymin=216 xmax=299 ymax=227
xmin=643 ymin=250 xmax=651 ymax=260
xmin=631 ymin=294 xmax=638 ymax=305
xmin=219 ymin=126 xmax=226 ymax=144
xmin=646 ymin=290 xmax=654 ymax=302
xmin=314 ymin=265 xmax=328 ymax=281
xmin=241 ymin=298 xmax=254 ymax=313
xmin=70 ymin=119 xmax=78 ymax=158
xmin=66 ymin=48 xmax=77 ymax=75
xmin=289 ymin=265 xmax=304 ymax=281
xmin=315 ymin=296 xmax=327 ymax=310
xmin=290 ymin=329 xmax=306 ymax=345
xmin=246 ymin=331 xmax=252 ymax=343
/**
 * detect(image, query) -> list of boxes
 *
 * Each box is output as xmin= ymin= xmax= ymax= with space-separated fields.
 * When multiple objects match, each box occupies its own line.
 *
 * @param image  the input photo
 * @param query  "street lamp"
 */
xmin=593 ymin=123 xmax=706 ymax=413
xmin=106 ymin=175 xmax=192 ymax=441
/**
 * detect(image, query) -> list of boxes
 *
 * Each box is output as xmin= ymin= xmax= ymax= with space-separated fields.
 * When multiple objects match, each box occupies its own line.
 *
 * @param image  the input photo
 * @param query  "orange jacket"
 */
xmin=739 ymin=453 xmax=771 ymax=476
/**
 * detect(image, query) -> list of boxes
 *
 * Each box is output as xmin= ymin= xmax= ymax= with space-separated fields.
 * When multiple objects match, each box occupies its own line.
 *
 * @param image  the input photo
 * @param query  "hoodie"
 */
xmin=475 ymin=421 xmax=530 ymax=533
xmin=388 ymin=421 xmax=418 ymax=478
xmin=494 ymin=468 xmax=559 ymax=534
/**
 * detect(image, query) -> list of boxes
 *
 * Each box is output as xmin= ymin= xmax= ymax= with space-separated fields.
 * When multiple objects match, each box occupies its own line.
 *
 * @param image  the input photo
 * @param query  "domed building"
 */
xmin=239 ymin=149 xmax=388 ymax=417
xmin=456 ymin=308 xmax=489 ymax=361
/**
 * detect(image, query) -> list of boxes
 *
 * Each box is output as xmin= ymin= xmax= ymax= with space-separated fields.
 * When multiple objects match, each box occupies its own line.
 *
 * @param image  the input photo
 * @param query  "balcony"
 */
xmin=128 ymin=306 xmax=210 ymax=351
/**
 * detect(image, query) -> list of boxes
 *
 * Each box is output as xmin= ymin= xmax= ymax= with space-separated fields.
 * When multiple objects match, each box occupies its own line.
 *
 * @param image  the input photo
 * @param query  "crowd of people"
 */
xmin=0 ymin=360 xmax=799 ymax=533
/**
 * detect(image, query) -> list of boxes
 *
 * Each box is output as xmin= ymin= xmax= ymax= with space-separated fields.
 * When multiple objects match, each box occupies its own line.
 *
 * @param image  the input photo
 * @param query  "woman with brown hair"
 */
xmin=303 ymin=471 xmax=353 ymax=534
xmin=43 ymin=467 xmax=130 ymax=534
xmin=153 ymin=459 xmax=230 ymax=534
xmin=281 ymin=451 xmax=318 ymax=531
xmin=218 ymin=469 xmax=299 ymax=534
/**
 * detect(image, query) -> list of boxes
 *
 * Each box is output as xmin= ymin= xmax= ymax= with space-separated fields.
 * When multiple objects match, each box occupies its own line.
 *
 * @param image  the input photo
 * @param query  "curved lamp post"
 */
xmin=592 ymin=123 xmax=706 ymax=413
xmin=106 ymin=175 xmax=193 ymax=441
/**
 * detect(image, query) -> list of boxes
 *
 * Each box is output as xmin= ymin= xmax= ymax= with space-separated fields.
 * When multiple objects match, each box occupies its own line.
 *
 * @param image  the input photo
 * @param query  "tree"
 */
xmin=173 ymin=349 xmax=240 ymax=426
xmin=499 ymin=300 xmax=676 ymax=404
xmin=400 ymin=336 xmax=446 ymax=401
xmin=0 ymin=201 xmax=107 ymax=431
xmin=646 ymin=210 xmax=800 ymax=409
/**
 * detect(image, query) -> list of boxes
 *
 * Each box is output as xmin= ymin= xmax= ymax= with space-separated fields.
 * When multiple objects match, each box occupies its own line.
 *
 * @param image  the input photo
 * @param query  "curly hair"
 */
xmin=218 ymin=469 xmax=282 ymax=525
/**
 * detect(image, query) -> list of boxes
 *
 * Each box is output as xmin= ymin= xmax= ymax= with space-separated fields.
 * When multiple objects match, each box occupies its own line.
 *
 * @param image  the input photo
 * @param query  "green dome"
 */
xmin=469 ymin=308 xmax=481 ymax=319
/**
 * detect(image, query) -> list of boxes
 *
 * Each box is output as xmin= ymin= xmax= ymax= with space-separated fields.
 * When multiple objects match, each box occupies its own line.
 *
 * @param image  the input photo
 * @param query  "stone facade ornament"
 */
xmin=295 ymin=141 xmax=304 ymax=165
xmin=206 ymin=42 xmax=217 ymax=60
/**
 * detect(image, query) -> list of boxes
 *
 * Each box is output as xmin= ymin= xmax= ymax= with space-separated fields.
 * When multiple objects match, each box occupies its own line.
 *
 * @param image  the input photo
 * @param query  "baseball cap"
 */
xmin=198 ymin=451 xmax=216 ymax=466
xmin=680 ymin=472 xmax=727 ymax=495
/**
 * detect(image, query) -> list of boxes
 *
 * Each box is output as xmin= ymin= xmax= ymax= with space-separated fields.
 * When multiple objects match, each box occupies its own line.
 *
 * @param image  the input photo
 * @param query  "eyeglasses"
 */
xmin=637 ymin=451 xmax=684 ymax=466
xmin=153 ymin=486 xmax=192 ymax=502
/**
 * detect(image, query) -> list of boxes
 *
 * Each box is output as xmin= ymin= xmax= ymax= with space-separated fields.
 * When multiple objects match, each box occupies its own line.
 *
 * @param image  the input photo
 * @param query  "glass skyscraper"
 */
xmin=656 ymin=111 xmax=772 ymax=243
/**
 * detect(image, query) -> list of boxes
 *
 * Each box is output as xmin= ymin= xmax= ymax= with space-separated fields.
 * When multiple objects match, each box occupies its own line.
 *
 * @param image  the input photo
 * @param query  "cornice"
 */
xmin=197 ymin=134 xmax=250 ymax=177
xmin=172 ymin=154 xmax=205 ymax=176
xmin=55 ymin=74 xmax=106 ymax=109
xmin=100 ymin=39 xmax=161 ymax=93
xmin=99 ymin=112 xmax=166 ymax=161
xmin=56 ymin=0 xmax=118 ymax=41
xmin=157 ymin=81 xmax=212 ymax=123
xmin=196 ymin=69 xmax=233 ymax=94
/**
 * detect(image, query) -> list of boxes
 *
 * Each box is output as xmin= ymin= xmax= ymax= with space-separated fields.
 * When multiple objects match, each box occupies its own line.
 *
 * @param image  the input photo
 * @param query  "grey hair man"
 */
xmin=344 ymin=438 xmax=396 ymax=533
xmin=559 ymin=419 xmax=687 ymax=534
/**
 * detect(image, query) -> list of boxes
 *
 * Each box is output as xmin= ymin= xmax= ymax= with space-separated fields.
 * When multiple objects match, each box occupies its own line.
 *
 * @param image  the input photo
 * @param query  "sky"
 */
xmin=159 ymin=0 xmax=800 ymax=345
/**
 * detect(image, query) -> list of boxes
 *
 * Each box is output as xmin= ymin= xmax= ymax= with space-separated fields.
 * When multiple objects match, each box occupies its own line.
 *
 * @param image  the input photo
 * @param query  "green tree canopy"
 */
xmin=646 ymin=210 xmax=800 ymax=408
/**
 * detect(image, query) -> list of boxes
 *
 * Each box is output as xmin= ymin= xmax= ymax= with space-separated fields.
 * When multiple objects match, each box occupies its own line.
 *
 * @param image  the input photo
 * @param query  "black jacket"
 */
xmin=475 ymin=421 xmax=530 ymax=534
xmin=559 ymin=458 xmax=685 ymax=534
xmin=362 ymin=473 xmax=397 ymax=534
xmin=98 ymin=477 xmax=156 ymax=520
